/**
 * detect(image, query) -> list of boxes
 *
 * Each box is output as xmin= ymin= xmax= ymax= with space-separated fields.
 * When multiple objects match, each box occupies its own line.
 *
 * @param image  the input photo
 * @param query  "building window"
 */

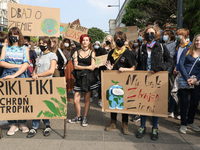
xmin=3 ymin=18 xmax=8 ymax=25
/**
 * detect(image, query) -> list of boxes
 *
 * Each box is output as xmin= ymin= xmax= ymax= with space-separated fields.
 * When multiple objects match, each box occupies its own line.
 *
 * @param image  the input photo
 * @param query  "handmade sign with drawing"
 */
xmin=8 ymin=3 xmax=60 ymax=37
xmin=101 ymin=71 xmax=168 ymax=117
xmin=0 ymin=77 xmax=67 ymax=120
xmin=60 ymin=23 xmax=69 ymax=35
xmin=95 ymin=54 xmax=108 ymax=67
xmin=65 ymin=23 xmax=88 ymax=43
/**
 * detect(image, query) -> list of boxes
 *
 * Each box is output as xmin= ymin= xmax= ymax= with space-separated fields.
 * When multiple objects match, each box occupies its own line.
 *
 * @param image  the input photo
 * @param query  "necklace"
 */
xmin=82 ymin=48 xmax=89 ymax=52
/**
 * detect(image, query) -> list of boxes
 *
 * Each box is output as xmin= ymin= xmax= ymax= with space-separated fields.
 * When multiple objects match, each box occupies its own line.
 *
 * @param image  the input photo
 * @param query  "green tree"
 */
xmin=184 ymin=0 xmax=200 ymax=39
xmin=122 ymin=0 xmax=177 ymax=28
xmin=30 ymin=36 xmax=39 ymax=43
xmin=88 ymin=27 xmax=108 ymax=44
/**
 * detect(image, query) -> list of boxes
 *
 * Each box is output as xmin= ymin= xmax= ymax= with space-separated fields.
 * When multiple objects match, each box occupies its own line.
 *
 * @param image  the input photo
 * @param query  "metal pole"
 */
xmin=177 ymin=0 xmax=183 ymax=29
xmin=119 ymin=0 xmax=120 ymax=13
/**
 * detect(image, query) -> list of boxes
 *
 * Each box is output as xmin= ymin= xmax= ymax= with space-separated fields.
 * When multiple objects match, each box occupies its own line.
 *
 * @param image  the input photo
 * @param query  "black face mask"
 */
xmin=145 ymin=33 xmax=156 ymax=42
xmin=40 ymin=45 xmax=48 ymax=52
xmin=116 ymin=39 xmax=125 ymax=48
xmin=10 ymin=35 xmax=19 ymax=43
xmin=24 ymin=43 xmax=29 ymax=47
xmin=106 ymin=40 xmax=111 ymax=45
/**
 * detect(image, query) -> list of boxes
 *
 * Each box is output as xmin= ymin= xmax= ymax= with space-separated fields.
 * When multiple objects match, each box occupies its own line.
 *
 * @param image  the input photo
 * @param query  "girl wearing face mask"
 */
xmin=0 ymin=27 xmax=30 ymax=136
xmin=101 ymin=35 xmax=116 ymax=53
xmin=105 ymin=31 xmax=136 ymax=135
xmin=61 ymin=38 xmax=76 ymax=101
xmin=93 ymin=41 xmax=107 ymax=107
xmin=50 ymin=37 xmax=67 ymax=77
xmin=163 ymin=30 xmax=179 ymax=119
xmin=136 ymin=25 xmax=172 ymax=141
xmin=174 ymin=28 xmax=192 ymax=75
xmin=26 ymin=36 xmax=57 ymax=138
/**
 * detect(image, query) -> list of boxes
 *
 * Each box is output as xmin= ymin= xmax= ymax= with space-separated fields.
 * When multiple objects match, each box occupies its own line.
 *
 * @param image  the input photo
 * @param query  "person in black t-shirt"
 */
xmin=105 ymin=31 xmax=136 ymax=135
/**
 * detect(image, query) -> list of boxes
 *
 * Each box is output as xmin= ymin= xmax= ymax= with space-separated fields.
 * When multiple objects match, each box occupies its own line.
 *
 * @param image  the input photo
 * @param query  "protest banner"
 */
xmin=95 ymin=54 xmax=108 ymax=67
xmin=8 ymin=3 xmax=60 ymax=37
xmin=0 ymin=77 xmax=67 ymax=121
xmin=72 ymin=19 xmax=81 ymax=25
xmin=60 ymin=23 xmax=69 ymax=35
xmin=115 ymin=26 xmax=138 ymax=41
xmin=102 ymin=71 xmax=168 ymax=117
xmin=65 ymin=23 xmax=88 ymax=43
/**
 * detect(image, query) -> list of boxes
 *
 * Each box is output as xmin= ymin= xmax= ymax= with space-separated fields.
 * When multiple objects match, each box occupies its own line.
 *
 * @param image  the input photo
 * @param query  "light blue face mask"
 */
xmin=94 ymin=45 xmax=100 ymax=49
xmin=163 ymin=35 xmax=168 ymax=42
xmin=138 ymin=36 xmax=143 ymax=42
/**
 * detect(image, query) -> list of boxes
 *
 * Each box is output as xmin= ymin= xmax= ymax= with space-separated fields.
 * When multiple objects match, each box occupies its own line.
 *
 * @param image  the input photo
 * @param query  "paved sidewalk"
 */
xmin=0 ymin=97 xmax=200 ymax=150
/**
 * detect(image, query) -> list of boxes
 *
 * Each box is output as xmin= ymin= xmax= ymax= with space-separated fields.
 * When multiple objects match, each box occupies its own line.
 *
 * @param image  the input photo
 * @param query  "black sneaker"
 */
xmin=136 ymin=127 xmax=146 ymax=138
xmin=151 ymin=128 xmax=159 ymax=140
xmin=26 ymin=129 xmax=37 ymax=138
xmin=82 ymin=117 xmax=88 ymax=127
xmin=130 ymin=115 xmax=140 ymax=122
xmin=43 ymin=125 xmax=52 ymax=137
xmin=68 ymin=116 xmax=82 ymax=123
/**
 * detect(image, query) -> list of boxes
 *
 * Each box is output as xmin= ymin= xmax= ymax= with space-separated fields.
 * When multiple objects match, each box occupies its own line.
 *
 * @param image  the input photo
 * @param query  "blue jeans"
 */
xmin=8 ymin=120 xmax=26 ymax=125
xmin=140 ymin=116 xmax=159 ymax=129
xmin=32 ymin=119 xmax=50 ymax=129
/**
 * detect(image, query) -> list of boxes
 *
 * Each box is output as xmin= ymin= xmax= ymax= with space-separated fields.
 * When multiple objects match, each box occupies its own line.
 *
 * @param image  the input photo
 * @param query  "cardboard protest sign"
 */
xmin=102 ymin=71 xmax=168 ymax=117
xmin=72 ymin=19 xmax=81 ymax=25
xmin=65 ymin=23 xmax=88 ymax=43
xmin=0 ymin=77 xmax=67 ymax=120
xmin=60 ymin=23 xmax=69 ymax=35
xmin=8 ymin=3 xmax=60 ymax=37
xmin=115 ymin=26 xmax=138 ymax=41
xmin=95 ymin=54 xmax=108 ymax=67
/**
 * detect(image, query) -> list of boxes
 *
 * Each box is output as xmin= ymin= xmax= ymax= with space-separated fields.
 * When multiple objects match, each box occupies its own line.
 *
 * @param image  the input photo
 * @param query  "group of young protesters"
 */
xmin=1 ymin=20 xmax=200 ymax=141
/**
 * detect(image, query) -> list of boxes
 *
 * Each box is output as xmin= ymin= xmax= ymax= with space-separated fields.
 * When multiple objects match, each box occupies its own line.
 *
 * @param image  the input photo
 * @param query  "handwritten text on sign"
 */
xmin=102 ymin=71 xmax=168 ymax=117
xmin=65 ymin=23 xmax=88 ymax=43
xmin=8 ymin=3 xmax=60 ymax=37
xmin=0 ymin=77 xmax=67 ymax=121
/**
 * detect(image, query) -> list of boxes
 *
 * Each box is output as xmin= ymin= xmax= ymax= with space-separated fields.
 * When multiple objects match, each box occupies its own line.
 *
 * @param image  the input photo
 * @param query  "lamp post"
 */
xmin=177 ymin=0 xmax=183 ymax=29
xmin=108 ymin=0 xmax=120 ymax=12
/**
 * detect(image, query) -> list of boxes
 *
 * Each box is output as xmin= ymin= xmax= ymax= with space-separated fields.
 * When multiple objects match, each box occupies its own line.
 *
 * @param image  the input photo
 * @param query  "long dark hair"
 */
xmin=8 ymin=27 xmax=24 ymax=47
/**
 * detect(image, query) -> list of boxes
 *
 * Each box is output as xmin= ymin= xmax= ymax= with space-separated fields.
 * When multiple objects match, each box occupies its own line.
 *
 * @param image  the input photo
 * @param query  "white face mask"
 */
xmin=65 ymin=43 xmax=69 ymax=47
xmin=134 ymin=43 xmax=139 ymax=47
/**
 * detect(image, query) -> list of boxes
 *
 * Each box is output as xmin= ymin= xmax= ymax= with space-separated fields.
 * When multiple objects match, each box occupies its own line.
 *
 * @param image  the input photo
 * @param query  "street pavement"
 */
xmin=0 ymin=94 xmax=200 ymax=150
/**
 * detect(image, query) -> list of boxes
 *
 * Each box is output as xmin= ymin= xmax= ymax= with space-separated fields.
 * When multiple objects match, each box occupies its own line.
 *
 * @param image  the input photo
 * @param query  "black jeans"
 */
xmin=111 ymin=113 xmax=128 ymax=122
xmin=179 ymin=86 xmax=200 ymax=126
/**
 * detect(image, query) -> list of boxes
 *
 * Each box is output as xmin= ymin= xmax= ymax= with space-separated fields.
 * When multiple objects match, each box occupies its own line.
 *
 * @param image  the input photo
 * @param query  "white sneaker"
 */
xmin=90 ymin=97 xmax=93 ymax=102
xmin=168 ymin=112 xmax=174 ymax=118
xmin=188 ymin=123 xmax=200 ymax=132
xmin=98 ymin=99 xmax=102 ymax=108
xmin=179 ymin=125 xmax=187 ymax=134
xmin=7 ymin=125 xmax=19 ymax=136
xmin=176 ymin=115 xmax=181 ymax=120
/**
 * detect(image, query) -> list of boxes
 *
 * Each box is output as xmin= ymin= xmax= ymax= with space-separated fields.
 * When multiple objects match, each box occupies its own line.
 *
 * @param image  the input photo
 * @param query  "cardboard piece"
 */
xmin=8 ymin=3 xmax=60 ymax=37
xmin=0 ymin=77 xmax=67 ymax=120
xmin=95 ymin=54 xmax=108 ymax=67
xmin=60 ymin=23 xmax=69 ymax=35
xmin=101 ymin=71 xmax=168 ymax=117
xmin=65 ymin=23 xmax=88 ymax=43
xmin=115 ymin=26 xmax=138 ymax=41
xmin=72 ymin=19 xmax=80 ymax=25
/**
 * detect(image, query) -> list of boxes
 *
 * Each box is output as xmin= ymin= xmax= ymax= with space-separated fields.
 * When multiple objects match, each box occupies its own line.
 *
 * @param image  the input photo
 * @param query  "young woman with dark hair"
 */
xmin=26 ymin=36 xmax=57 ymax=138
xmin=68 ymin=34 xmax=98 ymax=127
xmin=0 ymin=27 xmax=30 ymax=135
xmin=105 ymin=31 xmax=136 ymax=135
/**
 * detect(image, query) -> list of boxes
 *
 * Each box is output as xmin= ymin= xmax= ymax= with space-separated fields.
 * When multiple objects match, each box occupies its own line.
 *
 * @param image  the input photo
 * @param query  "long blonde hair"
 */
xmin=101 ymin=35 xmax=116 ymax=51
xmin=190 ymin=34 xmax=200 ymax=56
